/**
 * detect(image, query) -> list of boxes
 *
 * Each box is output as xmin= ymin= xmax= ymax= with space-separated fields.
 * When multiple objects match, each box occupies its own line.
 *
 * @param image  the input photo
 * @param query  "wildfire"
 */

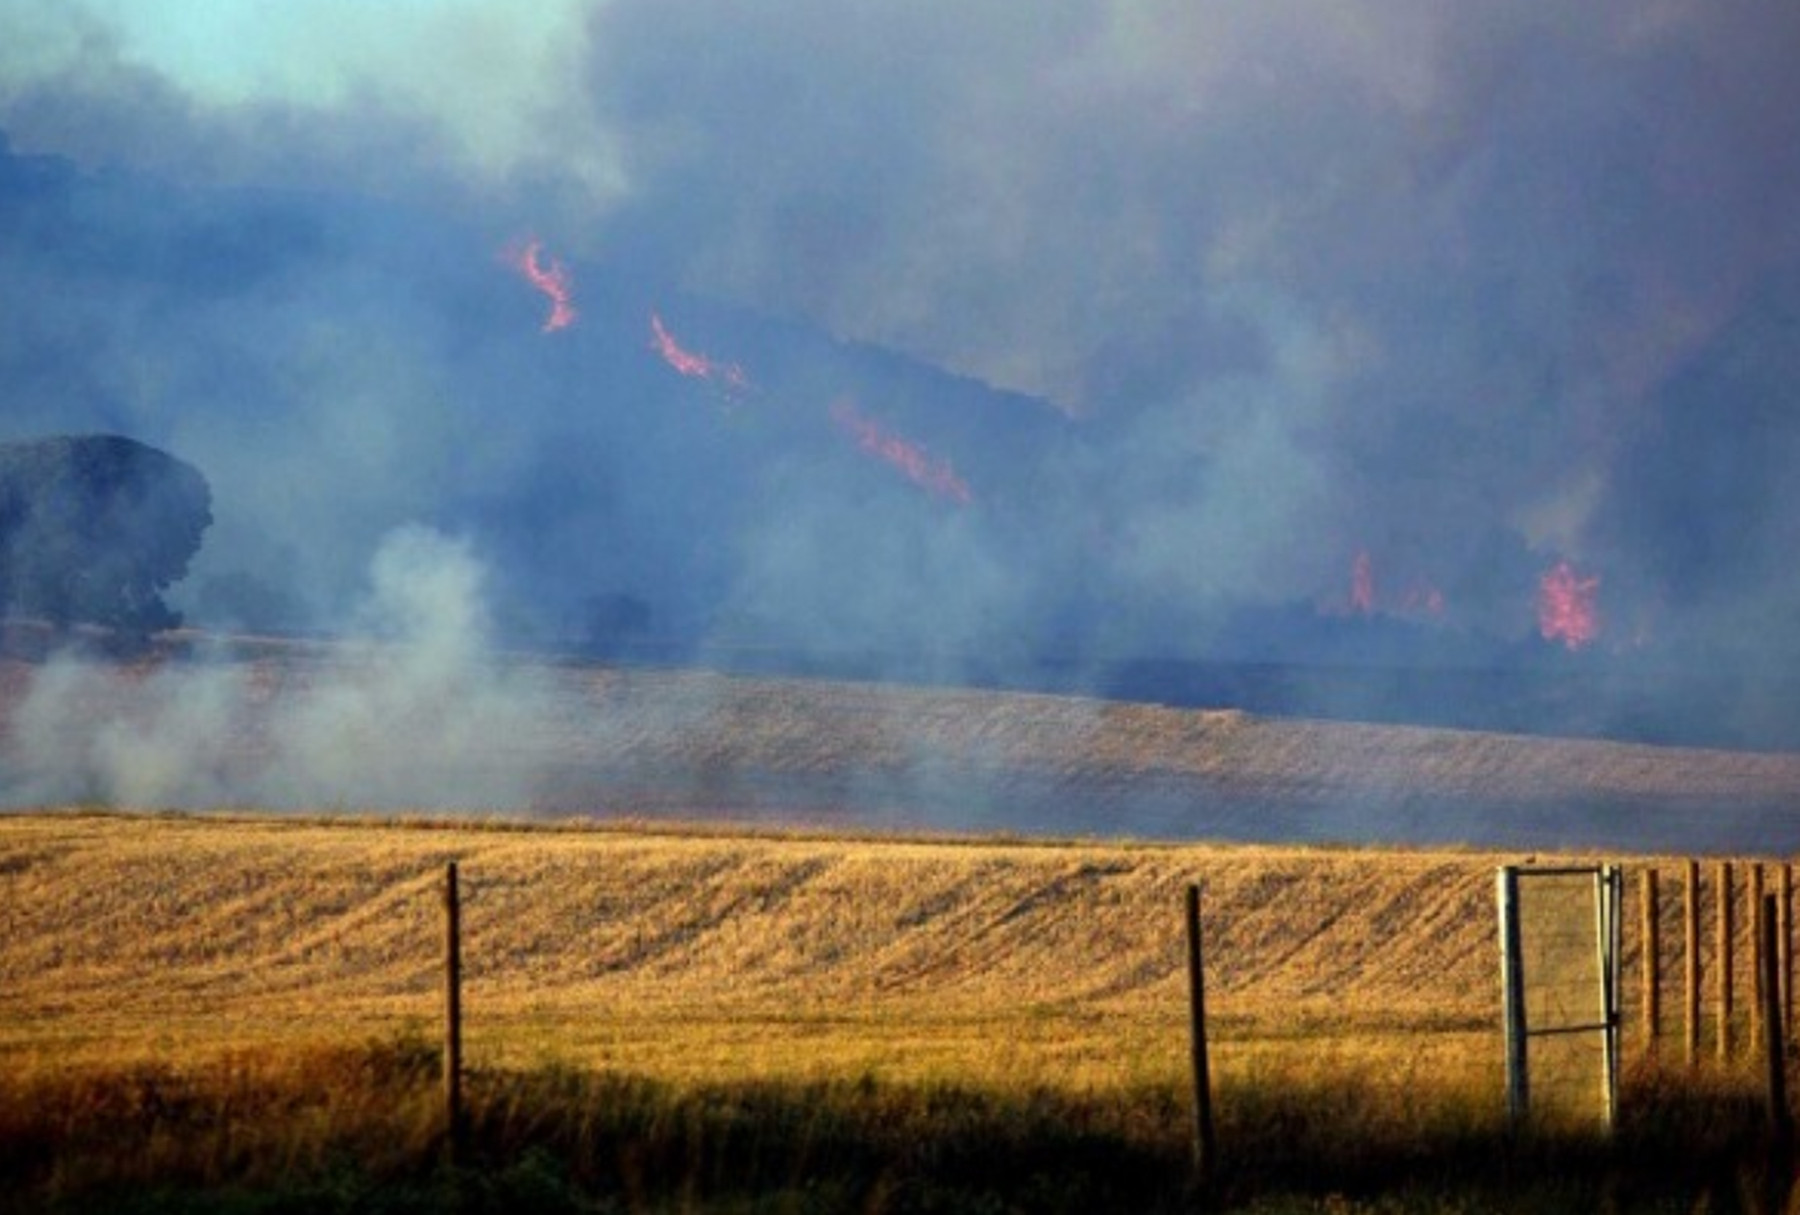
xmin=1397 ymin=582 xmax=1446 ymax=618
xmin=1331 ymin=550 xmax=1444 ymax=620
xmin=504 ymin=237 xmax=577 ymax=333
xmin=1538 ymin=560 xmax=1600 ymax=650
xmin=650 ymin=313 xmax=749 ymax=393
xmin=1349 ymin=551 xmax=1375 ymax=615
xmin=830 ymin=399 xmax=973 ymax=506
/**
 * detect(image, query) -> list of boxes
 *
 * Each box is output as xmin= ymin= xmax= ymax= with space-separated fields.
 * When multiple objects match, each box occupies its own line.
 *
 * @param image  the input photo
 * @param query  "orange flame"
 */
xmin=1349 ymin=551 xmax=1375 ymax=615
xmin=1329 ymin=550 xmax=1444 ymax=619
xmin=830 ymin=399 xmax=973 ymax=506
xmin=504 ymin=237 xmax=576 ymax=332
xmin=1397 ymin=582 xmax=1446 ymax=618
xmin=1538 ymin=560 xmax=1600 ymax=650
xmin=650 ymin=313 xmax=749 ymax=393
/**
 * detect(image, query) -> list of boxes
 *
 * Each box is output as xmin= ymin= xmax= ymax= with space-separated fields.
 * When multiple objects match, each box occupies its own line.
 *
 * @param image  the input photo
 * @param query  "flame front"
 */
xmin=830 ymin=399 xmax=973 ymax=506
xmin=650 ymin=313 xmax=749 ymax=393
xmin=1538 ymin=560 xmax=1600 ymax=650
xmin=1349 ymin=551 xmax=1375 ymax=615
xmin=1328 ymin=550 xmax=1445 ymax=620
xmin=504 ymin=237 xmax=576 ymax=333
xmin=1397 ymin=582 xmax=1446 ymax=618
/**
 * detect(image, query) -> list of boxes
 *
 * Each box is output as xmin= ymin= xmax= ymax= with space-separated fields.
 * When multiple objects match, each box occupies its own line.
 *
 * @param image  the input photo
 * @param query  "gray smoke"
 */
xmin=3 ymin=527 xmax=562 ymax=809
xmin=2 ymin=0 xmax=1798 ymax=673
xmin=575 ymin=0 xmax=1800 ymax=647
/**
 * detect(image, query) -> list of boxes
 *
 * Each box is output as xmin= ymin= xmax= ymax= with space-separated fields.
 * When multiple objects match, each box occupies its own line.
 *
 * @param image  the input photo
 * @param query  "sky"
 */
xmin=3 ymin=0 xmax=1800 ymax=672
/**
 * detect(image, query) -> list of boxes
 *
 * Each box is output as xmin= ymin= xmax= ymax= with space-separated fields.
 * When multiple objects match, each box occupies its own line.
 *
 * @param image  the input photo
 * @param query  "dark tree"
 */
xmin=0 ymin=435 xmax=212 ymax=633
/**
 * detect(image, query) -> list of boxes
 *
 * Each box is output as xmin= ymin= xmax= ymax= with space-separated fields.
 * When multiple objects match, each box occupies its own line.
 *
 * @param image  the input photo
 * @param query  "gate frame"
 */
xmin=1497 ymin=864 xmax=1623 ymax=1133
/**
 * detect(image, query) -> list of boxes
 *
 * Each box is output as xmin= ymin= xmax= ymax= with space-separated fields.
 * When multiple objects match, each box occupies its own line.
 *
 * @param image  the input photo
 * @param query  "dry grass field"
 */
xmin=0 ymin=810 xmax=1515 ymax=1093
xmin=4 ymin=811 xmax=1790 ymax=1211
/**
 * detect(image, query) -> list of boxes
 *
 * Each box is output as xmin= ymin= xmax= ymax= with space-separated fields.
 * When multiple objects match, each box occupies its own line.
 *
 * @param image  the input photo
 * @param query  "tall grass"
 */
xmin=3 ymin=1033 xmax=1796 ymax=1214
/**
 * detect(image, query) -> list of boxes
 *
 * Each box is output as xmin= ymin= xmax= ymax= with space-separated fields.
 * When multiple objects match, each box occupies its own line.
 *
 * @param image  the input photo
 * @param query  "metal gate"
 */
xmin=1497 ymin=864 xmax=1623 ymax=1132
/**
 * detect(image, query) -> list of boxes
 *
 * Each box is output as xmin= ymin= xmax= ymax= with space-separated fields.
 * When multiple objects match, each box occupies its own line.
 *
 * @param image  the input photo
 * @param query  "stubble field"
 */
xmin=0 ymin=811 xmax=1517 ymax=1089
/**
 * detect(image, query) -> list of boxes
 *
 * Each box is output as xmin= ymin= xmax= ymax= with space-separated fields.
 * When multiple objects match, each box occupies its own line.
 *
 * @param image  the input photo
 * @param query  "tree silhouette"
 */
xmin=0 ymin=435 xmax=212 ymax=633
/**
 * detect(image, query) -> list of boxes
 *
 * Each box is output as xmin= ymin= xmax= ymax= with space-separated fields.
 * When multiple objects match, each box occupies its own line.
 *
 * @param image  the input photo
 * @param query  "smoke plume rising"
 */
xmin=3 ymin=528 xmax=560 ymax=809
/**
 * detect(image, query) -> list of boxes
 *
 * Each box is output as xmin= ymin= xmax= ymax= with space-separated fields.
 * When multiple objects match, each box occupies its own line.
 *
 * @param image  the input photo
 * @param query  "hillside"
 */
xmin=6 ymin=644 xmax=1800 ymax=851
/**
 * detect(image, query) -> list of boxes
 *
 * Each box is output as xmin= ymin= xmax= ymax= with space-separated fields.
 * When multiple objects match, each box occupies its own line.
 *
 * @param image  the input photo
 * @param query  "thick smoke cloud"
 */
xmin=577 ymin=0 xmax=1800 ymax=645
xmin=1 ymin=0 xmax=1799 ymax=685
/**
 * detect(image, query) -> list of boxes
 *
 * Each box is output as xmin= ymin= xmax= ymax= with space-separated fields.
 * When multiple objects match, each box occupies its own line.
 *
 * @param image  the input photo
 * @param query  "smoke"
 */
xmin=572 ymin=0 xmax=1800 ymax=652
xmin=2 ymin=527 xmax=561 ymax=809
xmin=0 ymin=0 xmax=613 ymax=209
xmin=1 ymin=0 xmax=1799 ymax=697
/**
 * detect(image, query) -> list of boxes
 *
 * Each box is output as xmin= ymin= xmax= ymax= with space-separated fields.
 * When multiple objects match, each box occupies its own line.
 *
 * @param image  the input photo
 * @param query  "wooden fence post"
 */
xmin=1687 ymin=860 xmax=1700 ymax=1068
xmin=1754 ymin=864 xmax=1767 ymax=1054
xmin=1784 ymin=864 xmax=1794 ymax=1041
xmin=1720 ymin=861 xmax=1735 ymax=1063
xmin=444 ymin=861 xmax=463 ymax=1165
xmin=1762 ymin=894 xmax=1791 ymax=1142
xmin=1642 ymin=868 xmax=1660 ymax=1053
xmin=1720 ymin=864 xmax=1735 ymax=1065
xmin=1604 ymin=865 xmax=1623 ymax=1133
xmin=1185 ymin=884 xmax=1217 ymax=1185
